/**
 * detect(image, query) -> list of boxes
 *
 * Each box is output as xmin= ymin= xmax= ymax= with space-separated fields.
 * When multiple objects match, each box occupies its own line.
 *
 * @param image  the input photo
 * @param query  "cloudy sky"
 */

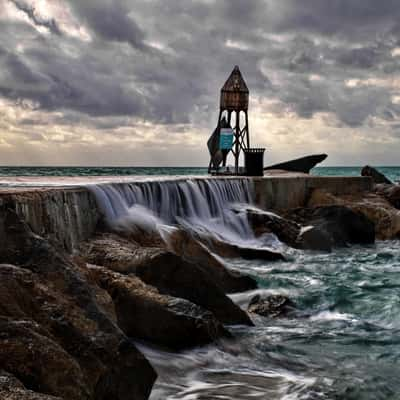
xmin=0 ymin=0 xmax=400 ymax=166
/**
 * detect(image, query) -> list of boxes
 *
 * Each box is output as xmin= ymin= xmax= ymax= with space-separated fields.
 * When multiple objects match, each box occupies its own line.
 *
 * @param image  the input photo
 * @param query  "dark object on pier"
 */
xmin=208 ymin=66 xmax=250 ymax=175
xmin=264 ymin=154 xmax=327 ymax=173
xmin=244 ymin=148 xmax=265 ymax=176
xmin=361 ymin=165 xmax=393 ymax=185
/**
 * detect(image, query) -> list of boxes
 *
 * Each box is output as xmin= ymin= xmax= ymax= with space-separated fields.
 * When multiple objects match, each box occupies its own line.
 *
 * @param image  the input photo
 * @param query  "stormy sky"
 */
xmin=0 ymin=0 xmax=400 ymax=166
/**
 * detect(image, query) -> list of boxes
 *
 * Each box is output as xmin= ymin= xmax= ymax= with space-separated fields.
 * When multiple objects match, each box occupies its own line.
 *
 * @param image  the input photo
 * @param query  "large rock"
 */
xmin=235 ymin=205 xmax=332 ymax=252
xmin=116 ymin=228 xmax=258 ymax=294
xmin=0 ymin=370 xmax=61 ymax=400
xmin=308 ymin=189 xmax=400 ymax=240
xmin=183 ymin=230 xmax=284 ymax=261
xmin=361 ymin=166 xmax=393 ymax=185
xmin=167 ymin=229 xmax=258 ymax=293
xmin=83 ymin=235 xmax=253 ymax=326
xmin=375 ymin=184 xmax=400 ymax=209
xmin=0 ymin=318 xmax=88 ymax=399
xmin=248 ymin=294 xmax=295 ymax=318
xmin=0 ymin=209 xmax=157 ymax=400
xmin=88 ymin=265 xmax=229 ymax=350
xmin=285 ymin=204 xmax=375 ymax=246
xmin=264 ymin=154 xmax=327 ymax=173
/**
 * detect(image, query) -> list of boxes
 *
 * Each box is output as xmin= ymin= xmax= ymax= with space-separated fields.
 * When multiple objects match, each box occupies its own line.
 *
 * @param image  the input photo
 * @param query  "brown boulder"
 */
xmin=0 ymin=318 xmax=88 ymax=399
xmin=0 ymin=371 xmax=61 ymax=400
xmin=0 ymin=209 xmax=157 ymax=400
xmin=166 ymin=229 xmax=258 ymax=293
xmin=235 ymin=205 xmax=332 ymax=252
xmin=375 ymin=184 xmax=400 ymax=209
xmin=83 ymin=235 xmax=253 ymax=326
xmin=248 ymin=294 xmax=295 ymax=318
xmin=297 ymin=225 xmax=332 ymax=252
xmin=112 ymin=229 xmax=258 ymax=294
xmin=308 ymin=189 xmax=400 ymax=240
xmin=88 ymin=265 xmax=229 ymax=350
xmin=286 ymin=204 xmax=375 ymax=246
xmin=361 ymin=165 xmax=392 ymax=185
xmin=187 ymin=231 xmax=284 ymax=261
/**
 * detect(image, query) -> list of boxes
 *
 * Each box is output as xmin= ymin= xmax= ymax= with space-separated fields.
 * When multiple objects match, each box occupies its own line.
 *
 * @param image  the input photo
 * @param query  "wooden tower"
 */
xmin=218 ymin=65 xmax=250 ymax=174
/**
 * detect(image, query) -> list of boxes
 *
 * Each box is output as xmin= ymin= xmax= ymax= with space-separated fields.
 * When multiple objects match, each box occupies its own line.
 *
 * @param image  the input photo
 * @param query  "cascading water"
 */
xmin=87 ymin=178 xmax=256 ymax=245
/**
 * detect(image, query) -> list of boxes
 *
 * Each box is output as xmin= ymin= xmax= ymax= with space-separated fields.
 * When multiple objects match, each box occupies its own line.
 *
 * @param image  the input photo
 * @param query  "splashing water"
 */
xmin=87 ymin=178 xmax=256 ymax=245
xmin=136 ymin=242 xmax=400 ymax=400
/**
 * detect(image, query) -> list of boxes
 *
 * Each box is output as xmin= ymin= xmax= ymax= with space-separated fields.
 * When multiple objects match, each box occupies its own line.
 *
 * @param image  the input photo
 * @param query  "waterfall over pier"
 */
xmin=88 ymin=178 xmax=256 ymax=244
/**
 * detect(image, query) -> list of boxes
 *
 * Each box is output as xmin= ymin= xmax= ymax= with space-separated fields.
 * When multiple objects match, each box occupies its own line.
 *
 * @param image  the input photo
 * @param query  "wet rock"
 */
xmin=297 ymin=226 xmax=332 ymax=252
xmin=361 ymin=165 xmax=393 ymax=185
xmin=167 ymin=229 xmax=258 ymax=293
xmin=84 ymin=233 xmax=257 ymax=294
xmin=83 ymin=235 xmax=253 ymax=326
xmin=0 ymin=209 xmax=157 ymax=400
xmin=88 ymin=265 xmax=229 ymax=350
xmin=308 ymin=189 xmax=400 ymax=240
xmin=240 ymin=206 xmax=300 ymax=242
xmin=190 ymin=232 xmax=284 ymax=261
xmin=264 ymin=154 xmax=327 ymax=173
xmin=375 ymin=184 xmax=400 ymax=209
xmin=286 ymin=205 xmax=375 ymax=246
xmin=0 ymin=370 xmax=61 ymax=400
xmin=234 ymin=205 xmax=332 ymax=252
xmin=248 ymin=295 xmax=295 ymax=318
xmin=0 ymin=318 xmax=89 ymax=399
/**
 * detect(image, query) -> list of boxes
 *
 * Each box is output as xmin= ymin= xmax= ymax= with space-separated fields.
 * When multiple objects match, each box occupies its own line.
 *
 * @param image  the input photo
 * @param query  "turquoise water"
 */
xmin=0 ymin=166 xmax=400 ymax=182
xmin=143 ymin=242 xmax=400 ymax=400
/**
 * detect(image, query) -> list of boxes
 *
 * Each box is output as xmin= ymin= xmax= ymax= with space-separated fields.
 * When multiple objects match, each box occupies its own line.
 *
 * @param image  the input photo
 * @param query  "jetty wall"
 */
xmin=0 ymin=188 xmax=99 ymax=252
xmin=0 ymin=175 xmax=372 ymax=252
xmin=253 ymin=176 xmax=372 ymax=210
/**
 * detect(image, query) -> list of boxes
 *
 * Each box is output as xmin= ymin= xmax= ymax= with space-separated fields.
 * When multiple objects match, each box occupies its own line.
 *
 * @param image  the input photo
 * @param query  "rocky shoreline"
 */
xmin=1 ymin=168 xmax=400 ymax=399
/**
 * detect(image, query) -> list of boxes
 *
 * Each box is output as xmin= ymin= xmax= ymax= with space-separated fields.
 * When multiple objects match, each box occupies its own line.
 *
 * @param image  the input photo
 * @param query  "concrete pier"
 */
xmin=253 ymin=175 xmax=372 ymax=210
xmin=0 ymin=174 xmax=373 ymax=252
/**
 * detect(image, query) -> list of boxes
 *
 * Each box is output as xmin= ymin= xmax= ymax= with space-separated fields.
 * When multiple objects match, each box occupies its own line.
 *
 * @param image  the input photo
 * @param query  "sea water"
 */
xmin=140 ymin=242 xmax=400 ymax=400
xmin=0 ymin=166 xmax=400 ymax=182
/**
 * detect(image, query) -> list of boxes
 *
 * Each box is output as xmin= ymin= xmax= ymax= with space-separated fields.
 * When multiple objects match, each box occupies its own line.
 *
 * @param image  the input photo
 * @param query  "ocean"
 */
xmin=2 ymin=165 xmax=400 ymax=399
xmin=0 ymin=166 xmax=399 ymax=182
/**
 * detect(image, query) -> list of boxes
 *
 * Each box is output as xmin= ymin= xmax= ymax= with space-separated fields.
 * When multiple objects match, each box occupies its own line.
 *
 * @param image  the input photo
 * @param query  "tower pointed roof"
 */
xmin=221 ymin=65 xmax=249 ymax=93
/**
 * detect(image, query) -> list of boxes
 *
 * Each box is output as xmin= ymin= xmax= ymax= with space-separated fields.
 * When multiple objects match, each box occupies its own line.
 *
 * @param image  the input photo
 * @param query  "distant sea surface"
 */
xmin=0 ymin=166 xmax=400 ymax=181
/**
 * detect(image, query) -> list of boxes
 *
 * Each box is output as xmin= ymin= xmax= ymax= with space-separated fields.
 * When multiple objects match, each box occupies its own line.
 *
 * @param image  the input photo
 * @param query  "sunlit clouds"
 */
xmin=0 ymin=0 xmax=400 ymax=166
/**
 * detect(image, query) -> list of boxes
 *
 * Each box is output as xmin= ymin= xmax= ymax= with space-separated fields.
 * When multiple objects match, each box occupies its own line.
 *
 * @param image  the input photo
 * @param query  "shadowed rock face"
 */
xmin=115 ymin=228 xmax=259 ymax=294
xmin=264 ymin=154 xmax=327 ymax=173
xmin=361 ymin=166 xmax=393 ymax=185
xmin=166 ymin=229 xmax=258 ymax=293
xmin=0 ymin=317 xmax=89 ymax=400
xmin=0 ymin=370 xmax=62 ymax=399
xmin=234 ymin=205 xmax=333 ymax=252
xmin=88 ymin=265 xmax=230 ymax=350
xmin=285 ymin=205 xmax=375 ymax=247
xmin=82 ymin=234 xmax=254 ymax=326
xmin=308 ymin=189 xmax=400 ymax=240
xmin=175 ymin=228 xmax=284 ymax=262
xmin=375 ymin=184 xmax=400 ymax=210
xmin=0 ymin=208 xmax=157 ymax=400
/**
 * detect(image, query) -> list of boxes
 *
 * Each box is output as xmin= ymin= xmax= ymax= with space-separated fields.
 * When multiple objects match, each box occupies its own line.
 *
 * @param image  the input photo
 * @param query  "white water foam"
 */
xmin=87 ymin=178 xmax=257 ymax=246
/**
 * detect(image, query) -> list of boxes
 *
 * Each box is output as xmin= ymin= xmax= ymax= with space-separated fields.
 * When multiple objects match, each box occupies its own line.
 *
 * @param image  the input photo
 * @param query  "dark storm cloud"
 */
xmin=8 ymin=0 xmax=62 ymax=35
xmin=68 ymin=0 xmax=147 ymax=50
xmin=1 ymin=0 xmax=400 ymax=130
xmin=273 ymin=0 xmax=400 ymax=38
